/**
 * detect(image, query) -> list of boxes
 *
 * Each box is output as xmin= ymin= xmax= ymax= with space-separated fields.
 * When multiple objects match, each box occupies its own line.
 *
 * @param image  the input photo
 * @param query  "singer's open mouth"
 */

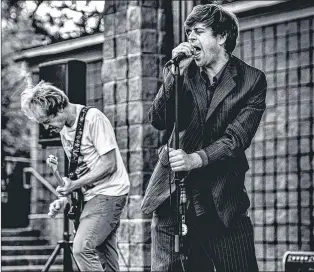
xmin=192 ymin=45 xmax=201 ymax=58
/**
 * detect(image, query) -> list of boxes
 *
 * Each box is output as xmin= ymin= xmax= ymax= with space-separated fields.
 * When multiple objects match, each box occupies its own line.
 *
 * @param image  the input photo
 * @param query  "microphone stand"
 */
xmin=173 ymin=63 xmax=188 ymax=271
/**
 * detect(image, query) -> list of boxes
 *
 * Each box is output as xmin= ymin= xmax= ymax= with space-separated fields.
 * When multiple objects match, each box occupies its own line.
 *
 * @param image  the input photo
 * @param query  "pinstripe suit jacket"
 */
xmin=141 ymin=55 xmax=267 ymax=227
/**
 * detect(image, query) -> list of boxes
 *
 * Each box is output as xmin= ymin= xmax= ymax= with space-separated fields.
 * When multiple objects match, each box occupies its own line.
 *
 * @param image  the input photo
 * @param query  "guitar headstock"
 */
xmin=46 ymin=155 xmax=58 ymax=173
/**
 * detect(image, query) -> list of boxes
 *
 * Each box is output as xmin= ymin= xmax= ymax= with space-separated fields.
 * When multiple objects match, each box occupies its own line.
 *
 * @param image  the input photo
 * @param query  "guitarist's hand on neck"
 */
xmin=56 ymin=177 xmax=76 ymax=196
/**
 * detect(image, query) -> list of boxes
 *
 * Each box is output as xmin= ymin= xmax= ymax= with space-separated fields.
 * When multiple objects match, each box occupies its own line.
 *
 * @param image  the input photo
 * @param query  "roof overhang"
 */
xmin=224 ymin=0 xmax=286 ymax=14
xmin=14 ymin=33 xmax=104 ymax=62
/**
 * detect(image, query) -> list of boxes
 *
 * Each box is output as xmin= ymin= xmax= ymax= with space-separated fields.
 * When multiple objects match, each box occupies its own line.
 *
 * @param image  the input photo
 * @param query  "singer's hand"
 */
xmin=168 ymin=148 xmax=202 ymax=172
xmin=171 ymin=42 xmax=195 ymax=74
xmin=56 ymin=177 xmax=75 ymax=196
xmin=48 ymin=197 xmax=68 ymax=218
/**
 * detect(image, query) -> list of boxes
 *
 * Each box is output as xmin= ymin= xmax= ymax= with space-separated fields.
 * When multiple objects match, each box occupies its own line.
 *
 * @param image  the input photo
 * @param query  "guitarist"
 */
xmin=21 ymin=81 xmax=130 ymax=272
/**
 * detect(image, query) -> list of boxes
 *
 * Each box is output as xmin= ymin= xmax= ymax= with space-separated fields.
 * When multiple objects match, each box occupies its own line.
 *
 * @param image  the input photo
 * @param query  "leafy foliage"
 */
xmin=2 ymin=1 xmax=105 ymax=43
xmin=1 ymin=1 xmax=47 ymax=159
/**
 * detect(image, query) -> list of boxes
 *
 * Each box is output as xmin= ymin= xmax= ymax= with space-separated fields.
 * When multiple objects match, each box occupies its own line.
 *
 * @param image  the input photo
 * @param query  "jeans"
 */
xmin=151 ymin=207 xmax=259 ymax=272
xmin=73 ymin=194 xmax=127 ymax=271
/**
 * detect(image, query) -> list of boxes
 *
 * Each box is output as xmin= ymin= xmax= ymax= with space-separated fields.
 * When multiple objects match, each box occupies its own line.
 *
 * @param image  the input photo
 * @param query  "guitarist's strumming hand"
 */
xmin=48 ymin=197 xmax=68 ymax=218
xmin=56 ymin=177 xmax=76 ymax=196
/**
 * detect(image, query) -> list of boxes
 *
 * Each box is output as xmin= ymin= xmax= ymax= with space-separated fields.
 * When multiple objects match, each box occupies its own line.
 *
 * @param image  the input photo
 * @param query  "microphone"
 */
xmin=165 ymin=50 xmax=196 ymax=67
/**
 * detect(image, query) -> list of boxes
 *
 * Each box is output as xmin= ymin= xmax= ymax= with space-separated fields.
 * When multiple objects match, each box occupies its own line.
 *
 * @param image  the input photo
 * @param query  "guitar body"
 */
xmin=67 ymin=182 xmax=84 ymax=231
xmin=47 ymin=155 xmax=84 ymax=230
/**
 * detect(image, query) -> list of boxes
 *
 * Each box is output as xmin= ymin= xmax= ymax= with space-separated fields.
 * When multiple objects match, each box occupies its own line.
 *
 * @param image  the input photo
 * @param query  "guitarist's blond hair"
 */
xmin=21 ymin=80 xmax=69 ymax=121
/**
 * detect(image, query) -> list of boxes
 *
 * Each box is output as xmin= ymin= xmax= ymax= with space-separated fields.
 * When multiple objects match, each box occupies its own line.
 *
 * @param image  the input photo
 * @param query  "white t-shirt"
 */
xmin=60 ymin=105 xmax=130 ymax=201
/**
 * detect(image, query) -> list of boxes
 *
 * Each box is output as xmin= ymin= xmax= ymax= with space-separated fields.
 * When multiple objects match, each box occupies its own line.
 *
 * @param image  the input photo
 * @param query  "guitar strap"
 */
xmin=68 ymin=106 xmax=92 ymax=180
xmin=67 ymin=106 xmax=92 ymax=229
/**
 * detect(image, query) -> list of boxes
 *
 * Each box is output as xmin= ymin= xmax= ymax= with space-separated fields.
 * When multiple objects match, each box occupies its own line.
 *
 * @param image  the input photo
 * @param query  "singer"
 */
xmin=141 ymin=4 xmax=267 ymax=272
xmin=20 ymin=82 xmax=130 ymax=271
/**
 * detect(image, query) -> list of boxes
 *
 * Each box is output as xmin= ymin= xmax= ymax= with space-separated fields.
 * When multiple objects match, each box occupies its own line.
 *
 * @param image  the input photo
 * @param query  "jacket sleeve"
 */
xmin=196 ymin=71 xmax=267 ymax=167
xmin=149 ymin=70 xmax=192 ymax=131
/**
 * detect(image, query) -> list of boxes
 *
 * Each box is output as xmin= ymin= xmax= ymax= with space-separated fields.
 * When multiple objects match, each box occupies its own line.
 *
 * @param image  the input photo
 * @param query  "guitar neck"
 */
xmin=52 ymin=169 xmax=65 ymax=187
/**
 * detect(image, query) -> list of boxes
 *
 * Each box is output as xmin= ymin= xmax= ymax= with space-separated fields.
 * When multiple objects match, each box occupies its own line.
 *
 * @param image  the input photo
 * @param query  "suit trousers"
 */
xmin=151 ymin=201 xmax=259 ymax=272
xmin=72 ymin=194 xmax=127 ymax=271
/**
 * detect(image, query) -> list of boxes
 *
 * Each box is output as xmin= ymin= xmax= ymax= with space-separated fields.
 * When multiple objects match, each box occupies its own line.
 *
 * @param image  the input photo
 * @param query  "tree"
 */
xmin=1 ymin=1 xmax=48 ymax=159
xmin=2 ymin=0 xmax=105 ymax=43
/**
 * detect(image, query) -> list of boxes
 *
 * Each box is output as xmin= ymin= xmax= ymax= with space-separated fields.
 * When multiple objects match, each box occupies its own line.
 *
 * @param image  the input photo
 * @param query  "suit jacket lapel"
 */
xmin=186 ymin=66 xmax=208 ymax=124
xmin=205 ymin=57 xmax=238 ymax=122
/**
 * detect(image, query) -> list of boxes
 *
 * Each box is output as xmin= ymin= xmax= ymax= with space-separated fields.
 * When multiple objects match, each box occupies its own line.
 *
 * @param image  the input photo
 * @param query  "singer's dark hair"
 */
xmin=184 ymin=4 xmax=239 ymax=54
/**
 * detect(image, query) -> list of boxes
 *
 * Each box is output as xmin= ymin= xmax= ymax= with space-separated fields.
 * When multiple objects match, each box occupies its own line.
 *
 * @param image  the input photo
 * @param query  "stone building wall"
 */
xmin=233 ymin=9 xmax=314 ymax=272
xmin=101 ymin=1 xmax=172 ymax=270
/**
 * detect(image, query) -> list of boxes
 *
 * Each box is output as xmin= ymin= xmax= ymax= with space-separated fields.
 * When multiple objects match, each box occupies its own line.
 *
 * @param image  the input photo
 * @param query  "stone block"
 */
xmin=127 ymin=195 xmax=150 ymax=219
xmin=300 ymin=172 xmax=311 ymax=189
xmin=143 ymin=124 xmax=159 ymax=147
xmin=116 ymin=125 xmax=128 ymax=150
xmin=118 ymin=220 xmax=151 ymax=243
xmin=129 ymin=54 xmax=158 ymax=77
xmin=129 ymin=124 xmax=143 ymax=151
xmin=128 ymin=148 xmax=157 ymax=173
xmin=288 ymin=155 xmax=299 ymax=172
xmin=129 ymin=171 xmax=152 ymax=196
xmin=102 ymin=59 xmax=117 ymax=83
xmin=103 ymin=81 xmax=115 ymax=105
xmin=129 ymin=243 xmax=151 ymax=268
xmin=266 ymin=226 xmax=275 ymax=241
xmin=128 ymin=220 xmax=151 ymax=243
xmin=117 ymin=242 xmax=130 ymax=268
xmin=301 ymin=67 xmax=311 ymax=84
xmin=141 ymin=7 xmax=157 ymax=29
xmin=128 ymin=124 xmax=159 ymax=150
xmin=287 ymin=173 xmax=298 ymax=189
xmin=288 ymin=139 xmax=298 ymax=155
xmin=141 ymin=30 xmax=157 ymax=53
xmin=128 ymin=101 xmax=151 ymax=124
xmin=128 ymin=77 xmax=159 ymax=102
xmin=301 ymin=190 xmax=311 ymax=206
xmin=128 ymin=77 xmax=142 ymax=100
xmin=103 ymin=14 xmax=115 ymax=36
xmin=116 ymin=1 xmax=129 ymax=11
xmin=128 ymin=30 xmax=142 ymax=54
xmin=265 ymin=140 xmax=274 ymax=157
xmin=127 ymin=6 xmax=157 ymax=30
xmin=276 ymin=209 xmax=287 ymax=224
xmin=142 ymin=55 xmax=158 ymax=77
xmin=300 ymin=155 xmax=311 ymax=171
xmin=129 ymin=149 xmax=144 ymax=172
xmin=118 ymin=221 xmax=129 ymax=243
xmin=264 ymin=190 xmax=274 ymax=206
xmin=104 ymin=0 xmax=115 ymax=15
xmin=116 ymin=34 xmax=128 ymax=57
xmin=103 ymin=104 xmax=116 ymax=126
xmin=116 ymin=79 xmax=128 ymax=103
xmin=127 ymin=6 xmax=141 ymax=30
xmin=300 ymin=120 xmax=311 ymax=136
xmin=115 ymin=10 xmax=127 ymax=34
xmin=116 ymin=102 xmax=127 ymax=126
xmin=116 ymin=57 xmax=128 ymax=80
xmin=128 ymin=55 xmax=142 ymax=77
xmin=265 ymin=209 xmax=275 ymax=224
xmin=103 ymin=37 xmax=115 ymax=59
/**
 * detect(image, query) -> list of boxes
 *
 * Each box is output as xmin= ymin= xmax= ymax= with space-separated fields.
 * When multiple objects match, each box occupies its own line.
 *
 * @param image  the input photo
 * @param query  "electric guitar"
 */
xmin=46 ymin=154 xmax=84 ymax=230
